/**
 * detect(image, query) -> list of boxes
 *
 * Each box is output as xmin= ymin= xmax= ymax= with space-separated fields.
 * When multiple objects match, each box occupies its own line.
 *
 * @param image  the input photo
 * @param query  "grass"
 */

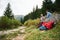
xmin=0 ymin=21 xmax=60 ymax=40
xmin=24 ymin=21 xmax=60 ymax=40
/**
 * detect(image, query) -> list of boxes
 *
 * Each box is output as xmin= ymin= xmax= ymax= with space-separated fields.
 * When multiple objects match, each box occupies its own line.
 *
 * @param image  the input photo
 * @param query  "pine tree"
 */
xmin=20 ymin=17 xmax=24 ymax=24
xmin=42 ymin=0 xmax=53 ymax=12
xmin=4 ymin=3 xmax=14 ymax=19
xmin=54 ymin=0 xmax=60 ymax=12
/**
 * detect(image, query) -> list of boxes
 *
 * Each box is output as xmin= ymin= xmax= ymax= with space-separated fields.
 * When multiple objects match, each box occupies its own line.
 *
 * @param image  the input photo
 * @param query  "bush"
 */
xmin=0 ymin=16 xmax=22 ymax=30
xmin=11 ymin=19 xmax=22 ymax=26
xmin=0 ymin=16 xmax=9 ymax=29
xmin=24 ymin=18 xmax=40 ymax=27
xmin=33 ymin=18 xmax=40 ymax=26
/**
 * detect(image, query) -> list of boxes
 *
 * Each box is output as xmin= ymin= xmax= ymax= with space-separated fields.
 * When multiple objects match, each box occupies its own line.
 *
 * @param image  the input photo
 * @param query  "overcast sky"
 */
xmin=0 ymin=0 xmax=55 ymax=16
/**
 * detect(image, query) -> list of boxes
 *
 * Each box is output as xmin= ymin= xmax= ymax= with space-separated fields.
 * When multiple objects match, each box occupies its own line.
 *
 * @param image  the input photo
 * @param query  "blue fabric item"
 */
xmin=46 ymin=12 xmax=52 ymax=18
xmin=39 ymin=25 xmax=47 ymax=30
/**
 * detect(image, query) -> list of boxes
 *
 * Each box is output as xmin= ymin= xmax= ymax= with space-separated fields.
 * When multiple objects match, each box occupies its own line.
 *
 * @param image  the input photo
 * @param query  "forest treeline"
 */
xmin=24 ymin=0 xmax=60 ymax=22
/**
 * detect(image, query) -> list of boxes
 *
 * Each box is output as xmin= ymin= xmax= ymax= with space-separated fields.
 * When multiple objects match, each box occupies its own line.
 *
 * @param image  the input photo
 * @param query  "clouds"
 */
xmin=0 ymin=0 xmax=43 ymax=16
xmin=10 ymin=0 xmax=43 ymax=16
xmin=51 ymin=0 xmax=55 ymax=3
xmin=0 ymin=0 xmax=10 ymax=16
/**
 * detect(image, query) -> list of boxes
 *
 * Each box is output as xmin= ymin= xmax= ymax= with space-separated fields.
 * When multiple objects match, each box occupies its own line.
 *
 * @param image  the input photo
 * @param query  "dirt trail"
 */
xmin=12 ymin=26 xmax=26 ymax=40
xmin=0 ymin=26 xmax=26 ymax=35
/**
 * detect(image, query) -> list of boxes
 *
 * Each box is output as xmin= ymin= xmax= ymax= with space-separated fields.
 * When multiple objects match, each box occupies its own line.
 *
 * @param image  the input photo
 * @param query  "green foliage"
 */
xmin=24 ymin=9 xmax=41 ymax=22
xmin=54 ymin=0 xmax=60 ymax=12
xmin=24 ymin=18 xmax=40 ymax=27
xmin=0 ymin=16 xmax=10 ymax=29
xmin=0 ymin=16 xmax=22 ymax=30
xmin=24 ymin=21 xmax=60 ymax=40
xmin=25 ymin=25 xmax=37 ymax=33
xmin=24 ymin=19 xmax=34 ymax=26
xmin=4 ymin=3 xmax=14 ymax=19
xmin=42 ymin=0 xmax=53 ymax=11
xmin=20 ymin=17 xmax=24 ymax=24
xmin=24 ymin=0 xmax=54 ymax=22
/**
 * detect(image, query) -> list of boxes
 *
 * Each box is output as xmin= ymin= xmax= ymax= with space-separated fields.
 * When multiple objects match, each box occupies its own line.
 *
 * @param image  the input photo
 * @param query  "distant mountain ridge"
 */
xmin=14 ymin=15 xmax=24 ymax=21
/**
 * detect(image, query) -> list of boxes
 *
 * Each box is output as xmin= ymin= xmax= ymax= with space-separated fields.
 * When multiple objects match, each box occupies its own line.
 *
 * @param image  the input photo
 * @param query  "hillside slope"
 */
xmin=24 ymin=21 xmax=60 ymax=40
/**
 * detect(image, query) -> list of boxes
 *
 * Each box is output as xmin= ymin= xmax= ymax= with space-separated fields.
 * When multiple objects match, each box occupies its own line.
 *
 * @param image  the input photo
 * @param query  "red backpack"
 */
xmin=42 ymin=21 xmax=54 ymax=29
